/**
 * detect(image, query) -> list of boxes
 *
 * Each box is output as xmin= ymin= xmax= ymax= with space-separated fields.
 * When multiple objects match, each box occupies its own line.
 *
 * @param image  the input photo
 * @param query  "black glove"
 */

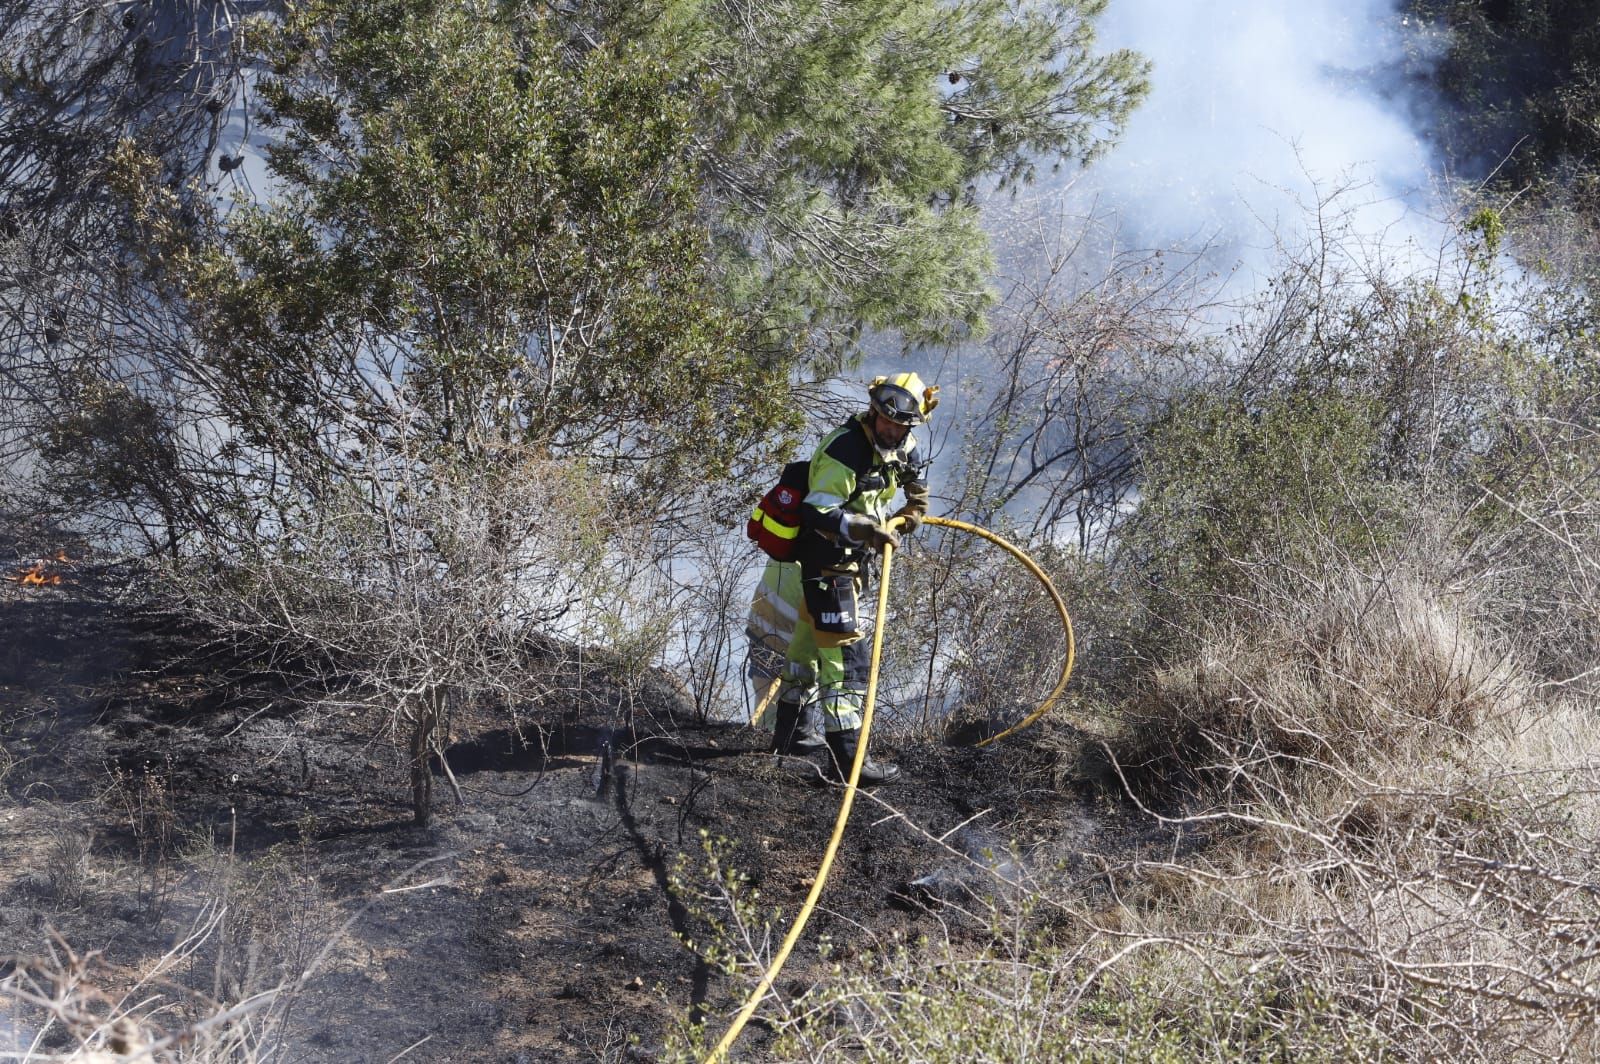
xmin=842 ymin=514 xmax=902 ymax=550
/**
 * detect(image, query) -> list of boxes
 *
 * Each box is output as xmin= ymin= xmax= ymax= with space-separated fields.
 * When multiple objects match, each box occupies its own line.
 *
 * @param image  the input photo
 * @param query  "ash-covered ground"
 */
xmin=0 ymin=535 xmax=1178 ymax=1062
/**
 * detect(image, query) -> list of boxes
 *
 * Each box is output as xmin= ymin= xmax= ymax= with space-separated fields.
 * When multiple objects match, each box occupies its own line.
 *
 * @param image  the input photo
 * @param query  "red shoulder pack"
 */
xmin=747 ymin=461 xmax=810 ymax=561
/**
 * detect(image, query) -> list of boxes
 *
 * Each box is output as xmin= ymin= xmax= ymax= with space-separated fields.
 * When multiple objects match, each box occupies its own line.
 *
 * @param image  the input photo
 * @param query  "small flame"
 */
xmin=9 ymin=556 xmax=68 ymax=587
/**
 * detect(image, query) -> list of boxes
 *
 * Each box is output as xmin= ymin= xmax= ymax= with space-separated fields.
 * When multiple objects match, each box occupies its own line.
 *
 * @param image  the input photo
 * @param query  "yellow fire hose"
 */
xmin=705 ymin=515 xmax=1076 ymax=1062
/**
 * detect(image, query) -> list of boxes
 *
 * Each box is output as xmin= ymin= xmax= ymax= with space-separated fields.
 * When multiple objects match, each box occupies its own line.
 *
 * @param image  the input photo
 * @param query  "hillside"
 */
xmin=0 ymin=533 xmax=1157 ymax=1061
xmin=8 ymin=3 xmax=1600 ymax=1058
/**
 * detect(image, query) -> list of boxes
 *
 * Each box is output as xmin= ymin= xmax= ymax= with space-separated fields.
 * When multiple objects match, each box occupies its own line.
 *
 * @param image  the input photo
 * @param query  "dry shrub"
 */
xmin=103 ymin=762 xmax=183 ymax=919
xmin=41 ymin=820 xmax=93 ymax=909
xmin=1092 ymin=685 xmax=1600 ymax=1059
xmin=873 ymin=527 xmax=1087 ymax=741
xmin=1 ymin=850 xmax=442 ymax=1062
xmin=199 ymin=841 xmax=338 ymax=1014
xmin=172 ymin=447 xmax=640 ymax=824
xmin=1077 ymin=541 xmax=1600 ymax=1058
xmin=1116 ymin=557 xmax=1524 ymax=813
xmin=0 ymin=910 xmax=285 ymax=1062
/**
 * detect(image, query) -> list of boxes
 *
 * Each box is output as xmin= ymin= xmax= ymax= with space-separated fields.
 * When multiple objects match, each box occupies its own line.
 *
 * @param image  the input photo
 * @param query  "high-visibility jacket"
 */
xmin=798 ymin=413 xmax=927 ymax=570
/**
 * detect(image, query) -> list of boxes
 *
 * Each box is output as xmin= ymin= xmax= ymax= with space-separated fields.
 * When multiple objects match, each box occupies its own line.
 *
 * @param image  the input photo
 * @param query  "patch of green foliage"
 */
xmin=611 ymin=0 xmax=1151 ymax=359
xmin=1121 ymin=389 xmax=1400 ymax=619
xmin=1412 ymin=0 xmax=1600 ymax=191
xmin=191 ymin=0 xmax=781 ymax=489
xmin=814 ymin=956 xmax=1387 ymax=1063
xmin=662 ymin=835 xmax=1388 ymax=1062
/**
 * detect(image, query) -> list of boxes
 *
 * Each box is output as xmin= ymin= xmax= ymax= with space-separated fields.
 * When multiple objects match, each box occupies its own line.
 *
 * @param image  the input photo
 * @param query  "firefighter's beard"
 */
xmin=873 ymin=438 xmax=914 ymax=464
xmin=863 ymin=413 xmax=913 ymax=463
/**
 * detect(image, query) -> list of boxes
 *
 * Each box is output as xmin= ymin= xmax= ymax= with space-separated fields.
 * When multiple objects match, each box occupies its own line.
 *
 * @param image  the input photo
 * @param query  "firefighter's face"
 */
xmin=871 ymin=410 xmax=911 ymax=449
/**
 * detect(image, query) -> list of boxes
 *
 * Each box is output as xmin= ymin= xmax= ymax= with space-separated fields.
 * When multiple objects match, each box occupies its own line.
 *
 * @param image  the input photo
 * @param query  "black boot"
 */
xmin=771 ymin=697 xmax=826 ymax=755
xmin=795 ymin=700 xmax=825 ymax=752
xmin=824 ymin=729 xmax=900 ymax=786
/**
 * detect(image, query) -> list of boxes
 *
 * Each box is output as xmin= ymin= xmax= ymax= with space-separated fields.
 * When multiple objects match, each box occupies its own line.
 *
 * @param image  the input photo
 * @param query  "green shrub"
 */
xmin=1125 ymin=389 xmax=1398 ymax=611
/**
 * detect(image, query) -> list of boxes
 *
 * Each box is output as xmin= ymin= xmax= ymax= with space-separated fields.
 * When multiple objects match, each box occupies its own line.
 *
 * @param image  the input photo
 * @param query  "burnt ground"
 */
xmin=0 ymin=543 xmax=1184 ymax=1062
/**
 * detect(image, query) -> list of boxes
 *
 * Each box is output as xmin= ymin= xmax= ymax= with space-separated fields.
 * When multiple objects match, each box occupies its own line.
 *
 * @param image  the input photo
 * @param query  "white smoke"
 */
xmin=991 ymin=0 xmax=1453 ymax=285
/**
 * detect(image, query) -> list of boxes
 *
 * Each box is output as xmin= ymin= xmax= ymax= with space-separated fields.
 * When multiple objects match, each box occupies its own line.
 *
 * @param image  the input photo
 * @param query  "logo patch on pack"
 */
xmin=820 ymin=611 xmax=853 ymax=626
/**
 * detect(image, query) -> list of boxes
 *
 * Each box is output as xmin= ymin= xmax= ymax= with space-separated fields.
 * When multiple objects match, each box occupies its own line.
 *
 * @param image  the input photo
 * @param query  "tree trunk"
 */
xmin=409 ymin=693 xmax=438 ymax=826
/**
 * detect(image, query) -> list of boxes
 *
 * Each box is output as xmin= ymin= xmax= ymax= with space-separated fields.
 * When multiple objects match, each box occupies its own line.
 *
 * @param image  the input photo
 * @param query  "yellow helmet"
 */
xmin=868 ymin=372 xmax=940 ymax=426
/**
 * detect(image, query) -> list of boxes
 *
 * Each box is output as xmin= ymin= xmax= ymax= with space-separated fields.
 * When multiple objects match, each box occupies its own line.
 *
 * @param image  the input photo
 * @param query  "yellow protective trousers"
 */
xmin=744 ymin=560 xmax=803 ymax=728
xmin=778 ymin=571 xmax=869 ymax=734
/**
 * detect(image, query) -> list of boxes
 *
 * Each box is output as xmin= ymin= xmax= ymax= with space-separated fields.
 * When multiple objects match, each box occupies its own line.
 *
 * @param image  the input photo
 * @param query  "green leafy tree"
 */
xmin=55 ymin=0 xmax=1149 ymax=549
xmin=100 ymin=0 xmax=799 ymax=823
xmin=618 ymin=0 xmax=1150 ymax=360
xmin=206 ymin=0 xmax=784 ymax=490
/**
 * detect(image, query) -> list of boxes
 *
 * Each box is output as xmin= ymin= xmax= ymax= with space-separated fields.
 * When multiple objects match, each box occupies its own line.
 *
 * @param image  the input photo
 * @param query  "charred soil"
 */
xmin=0 ymin=546 xmax=1179 ymax=1062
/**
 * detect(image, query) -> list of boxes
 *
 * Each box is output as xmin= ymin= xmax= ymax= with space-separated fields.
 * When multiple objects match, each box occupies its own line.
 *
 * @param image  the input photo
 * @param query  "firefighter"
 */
xmin=769 ymin=372 xmax=937 ymax=785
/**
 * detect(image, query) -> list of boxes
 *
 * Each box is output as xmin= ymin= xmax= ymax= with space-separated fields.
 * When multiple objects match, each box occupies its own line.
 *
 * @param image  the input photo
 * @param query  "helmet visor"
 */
xmin=871 ymin=383 xmax=925 ymax=425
